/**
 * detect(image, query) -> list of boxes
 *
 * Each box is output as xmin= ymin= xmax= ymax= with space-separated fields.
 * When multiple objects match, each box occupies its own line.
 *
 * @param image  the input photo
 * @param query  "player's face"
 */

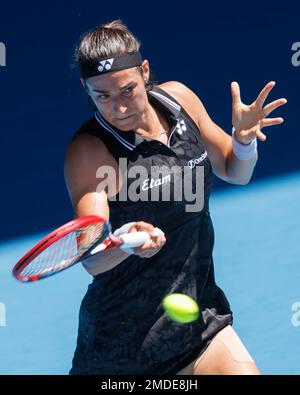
xmin=83 ymin=62 xmax=150 ymax=131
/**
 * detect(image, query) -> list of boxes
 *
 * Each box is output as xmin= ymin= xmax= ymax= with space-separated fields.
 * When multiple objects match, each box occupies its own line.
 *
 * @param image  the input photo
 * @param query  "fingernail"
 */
xmin=152 ymin=228 xmax=163 ymax=237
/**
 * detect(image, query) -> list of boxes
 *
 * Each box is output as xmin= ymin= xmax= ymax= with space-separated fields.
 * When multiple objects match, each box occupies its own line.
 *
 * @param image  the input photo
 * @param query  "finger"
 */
xmin=151 ymin=227 xmax=164 ymax=237
xmin=231 ymin=81 xmax=241 ymax=106
xmin=255 ymin=81 xmax=276 ymax=109
xmin=135 ymin=239 xmax=165 ymax=257
xmin=154 ymin=233 xmax=166 ymax=249
xmin=263 ymin=98 xmax=287 ymax=117
xmin=135 ymin=234 xmax=165 ymax=253
xmin=149 ymin=234 xmax=165 ymax=249
xmin=260 ymin=117 xmax=284 ymax=129
xmin=134 ymin=239 xmax=155 ymax=252
xmin=131 ymin=221 xmax=155 ymax=233
xmin=150 ymin=228 xmax=166 ymax=246
xmin=255 ymin=128 xmax=267 ymax=141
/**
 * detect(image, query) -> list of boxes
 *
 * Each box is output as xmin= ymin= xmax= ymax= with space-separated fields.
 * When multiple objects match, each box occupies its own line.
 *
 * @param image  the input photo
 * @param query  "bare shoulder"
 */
xmin=158 ymin=81 xmax=196 ymax=98
xmin=64 ymin=132 xmax=119 ymax=203
xmin=65 ymin=131 xmax=120 ymax=175
xmin=65 ymin=132 xmax=111 ymax=166
xmin=157 ymin=81 xmax=206 ymax=127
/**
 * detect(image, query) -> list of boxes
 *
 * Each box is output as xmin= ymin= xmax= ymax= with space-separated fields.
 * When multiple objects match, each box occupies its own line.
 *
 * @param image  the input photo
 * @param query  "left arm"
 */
xmin=224 ymin=138 xmax=258 ymax=185
xmin=161 ymin=81 xmax=287 ymax=185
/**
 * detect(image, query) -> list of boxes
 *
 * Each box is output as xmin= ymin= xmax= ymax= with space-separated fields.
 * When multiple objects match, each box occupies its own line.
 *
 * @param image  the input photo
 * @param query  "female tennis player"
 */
xmin=65 ymin=20 xmax=287 ymax=375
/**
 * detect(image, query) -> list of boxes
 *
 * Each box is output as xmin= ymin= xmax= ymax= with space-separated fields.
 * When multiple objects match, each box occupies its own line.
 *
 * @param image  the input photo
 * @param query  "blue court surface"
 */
xmin=0 ymin=172 xmax=299 ymax=374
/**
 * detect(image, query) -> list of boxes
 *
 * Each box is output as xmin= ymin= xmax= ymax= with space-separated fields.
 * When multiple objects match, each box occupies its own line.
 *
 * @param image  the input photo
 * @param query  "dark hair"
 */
xmin=74 ymin=20 xmax=157 ymax=111
xmin=75 ymin=20 xmax=141 ymax=65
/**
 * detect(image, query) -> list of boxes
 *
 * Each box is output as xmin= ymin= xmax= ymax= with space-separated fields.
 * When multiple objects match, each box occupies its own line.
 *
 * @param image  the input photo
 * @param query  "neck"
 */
xmin=134 ymin=104 xmax=166 ymax=138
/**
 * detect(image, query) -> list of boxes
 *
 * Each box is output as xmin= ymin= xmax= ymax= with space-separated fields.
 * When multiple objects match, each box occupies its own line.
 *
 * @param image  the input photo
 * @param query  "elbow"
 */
xmin=226 ymin=176 xmax=251 ymax=185
xmin=237 ymin=179 xmax=251 ymax=186
xmin=215 ymin=172 xmax=251 ymax=185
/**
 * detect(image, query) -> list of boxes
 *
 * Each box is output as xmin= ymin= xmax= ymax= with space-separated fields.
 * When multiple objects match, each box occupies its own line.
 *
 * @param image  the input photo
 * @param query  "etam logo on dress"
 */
xmin=142 ymin=153 xmax=208 ymax=190
xmin=98 ymin=58 xmax=114 ymax=72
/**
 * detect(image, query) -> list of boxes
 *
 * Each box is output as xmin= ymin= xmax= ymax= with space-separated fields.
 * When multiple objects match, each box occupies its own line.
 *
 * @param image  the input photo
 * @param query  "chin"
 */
xmin=113 ymin=115 xmax=137 ymax=131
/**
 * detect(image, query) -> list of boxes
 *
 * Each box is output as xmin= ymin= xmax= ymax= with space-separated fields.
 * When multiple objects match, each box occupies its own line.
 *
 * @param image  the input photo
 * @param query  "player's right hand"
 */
xmin=124 ymin=221 xmax=166 ymax=258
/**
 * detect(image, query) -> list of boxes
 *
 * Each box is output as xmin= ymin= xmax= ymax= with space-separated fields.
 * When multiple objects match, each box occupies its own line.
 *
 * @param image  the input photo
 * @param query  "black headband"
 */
xmin=80 ymin=51 xmax=143 ymax=79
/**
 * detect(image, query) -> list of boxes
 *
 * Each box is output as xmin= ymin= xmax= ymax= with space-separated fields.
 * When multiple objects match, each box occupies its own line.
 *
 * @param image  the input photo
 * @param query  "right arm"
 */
xmin=64 ymin=133 xmax=165 ymax=276
xmin=64 ymin=133 xmax=130 ymax=276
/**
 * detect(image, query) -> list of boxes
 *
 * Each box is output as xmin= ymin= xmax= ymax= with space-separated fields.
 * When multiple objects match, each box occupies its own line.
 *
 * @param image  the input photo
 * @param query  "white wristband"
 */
xmin=232 ymin=127 xmax=257 ymax=160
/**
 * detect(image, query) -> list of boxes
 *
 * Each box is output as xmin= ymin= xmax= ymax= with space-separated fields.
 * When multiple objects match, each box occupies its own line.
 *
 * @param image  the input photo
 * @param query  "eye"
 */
xmin=96 ymin=94 xmax=109 ymax=101
xmin=123 ymin=86 xmax=134 ymax=95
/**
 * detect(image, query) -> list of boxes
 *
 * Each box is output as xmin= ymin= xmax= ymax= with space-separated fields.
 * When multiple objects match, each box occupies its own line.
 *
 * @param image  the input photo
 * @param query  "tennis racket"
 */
xmin=12 ymin=215 xmax=150 ymax=283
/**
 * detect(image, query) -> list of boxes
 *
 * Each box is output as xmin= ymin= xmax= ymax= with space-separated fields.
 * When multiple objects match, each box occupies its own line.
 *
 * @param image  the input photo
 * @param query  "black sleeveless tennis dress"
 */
xmin=69 ymin=85 xmax=233 ymax=374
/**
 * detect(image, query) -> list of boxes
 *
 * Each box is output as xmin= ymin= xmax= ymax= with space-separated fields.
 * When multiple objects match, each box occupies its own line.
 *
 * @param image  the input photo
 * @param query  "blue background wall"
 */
xmin=0 ymin=1 xmax=298 ymax=240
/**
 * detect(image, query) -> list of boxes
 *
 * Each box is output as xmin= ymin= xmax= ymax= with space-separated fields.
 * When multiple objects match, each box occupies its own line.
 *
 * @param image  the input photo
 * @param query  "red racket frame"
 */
xmin=13 ymin=215 xmax=112 ymax=282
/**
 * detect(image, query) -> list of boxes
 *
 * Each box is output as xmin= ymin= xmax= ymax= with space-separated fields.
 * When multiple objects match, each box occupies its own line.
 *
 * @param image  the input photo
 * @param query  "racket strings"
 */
xmin=20 ymin=222 xmax=108 ymax=279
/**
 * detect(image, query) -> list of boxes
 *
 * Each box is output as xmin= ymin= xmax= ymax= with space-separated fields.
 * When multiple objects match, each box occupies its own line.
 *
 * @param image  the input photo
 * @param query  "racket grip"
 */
xmin=113 ymin=222 xmax=136 ymax=237
xmin=115 ymin=225 xmax=164 ymax=255
xmin=119 ymin=231 xmax=150 ymax=248
xmin=119 ymin=231 xmax=149 ymax=255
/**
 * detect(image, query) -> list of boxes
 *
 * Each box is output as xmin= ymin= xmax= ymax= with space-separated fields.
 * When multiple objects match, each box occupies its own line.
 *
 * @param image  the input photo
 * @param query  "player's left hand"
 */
xmin=231 ymin=81 xmax=287 ymax=144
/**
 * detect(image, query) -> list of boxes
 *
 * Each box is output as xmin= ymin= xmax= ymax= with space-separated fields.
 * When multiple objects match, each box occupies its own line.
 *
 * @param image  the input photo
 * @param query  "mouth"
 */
xmin=115 ymin=115 xmax=133 ymax=121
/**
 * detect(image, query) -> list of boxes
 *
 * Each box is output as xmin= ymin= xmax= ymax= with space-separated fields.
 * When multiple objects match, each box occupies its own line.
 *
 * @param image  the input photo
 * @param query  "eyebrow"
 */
xmin=92 ymin=82 xmax=135 ymax=94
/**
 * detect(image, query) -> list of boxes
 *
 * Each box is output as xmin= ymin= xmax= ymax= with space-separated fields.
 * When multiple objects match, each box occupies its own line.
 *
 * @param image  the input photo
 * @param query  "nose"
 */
xmin=112 ymin=96 xmax=128 ymax=116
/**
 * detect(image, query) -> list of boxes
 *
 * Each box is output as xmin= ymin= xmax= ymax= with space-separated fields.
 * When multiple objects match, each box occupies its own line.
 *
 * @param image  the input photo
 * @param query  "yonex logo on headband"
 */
xmin=81 ymin=51 xmax=143 ymax=79
xmin=98 ymin=58 xmax=114 ymax=73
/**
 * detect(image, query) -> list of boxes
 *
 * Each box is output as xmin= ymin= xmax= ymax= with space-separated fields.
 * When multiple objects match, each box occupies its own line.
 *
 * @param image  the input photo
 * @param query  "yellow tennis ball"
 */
xmin=162 ymin=293 xmax=199 ymax=323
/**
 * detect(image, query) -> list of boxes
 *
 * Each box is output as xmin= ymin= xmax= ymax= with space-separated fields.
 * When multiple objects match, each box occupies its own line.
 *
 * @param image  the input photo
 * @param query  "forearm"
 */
xmin=74 ymin=193 xmax=131 ymax=276
xmin=225 ymin=140 xmax=258 ymax=185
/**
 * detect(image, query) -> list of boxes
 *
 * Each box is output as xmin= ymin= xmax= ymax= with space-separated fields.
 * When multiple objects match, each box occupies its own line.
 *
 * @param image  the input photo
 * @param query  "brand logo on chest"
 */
xmin=176 ymin=119 xmax=187 ymax=135
xmin=187 ymin=152 xmax=208 ymax=168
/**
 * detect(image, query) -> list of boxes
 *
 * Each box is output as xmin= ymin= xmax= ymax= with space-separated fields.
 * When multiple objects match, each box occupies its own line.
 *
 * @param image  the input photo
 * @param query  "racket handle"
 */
xmin=90 ymin=231 xmax=150 ymax=256
xmin=119 ymin=231 xmax=150 ymax=248
xmin=119 ymin=231 xmax=150 ymax=255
